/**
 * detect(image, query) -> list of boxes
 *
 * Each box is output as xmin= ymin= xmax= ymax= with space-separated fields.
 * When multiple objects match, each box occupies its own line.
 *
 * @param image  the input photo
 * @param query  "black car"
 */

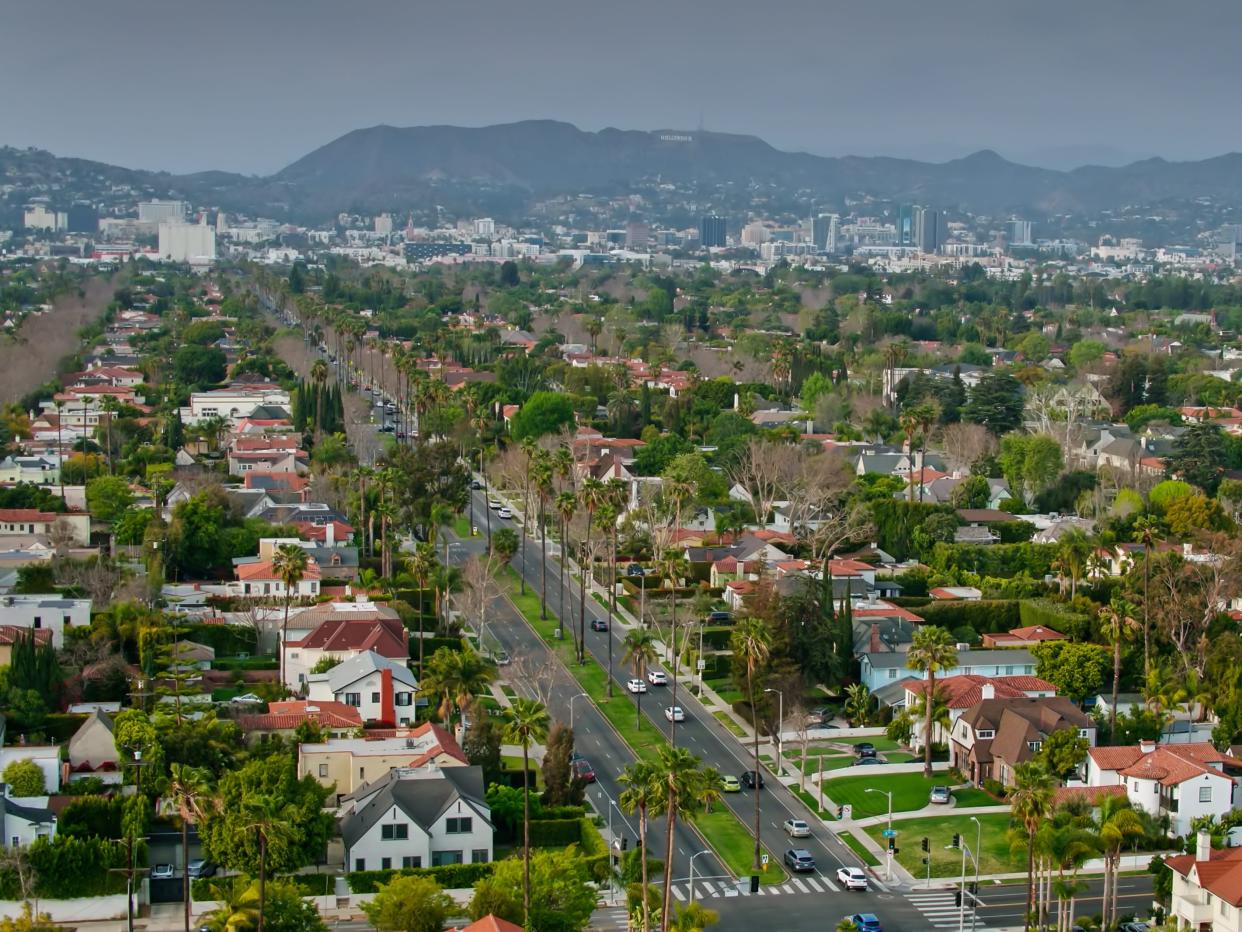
xmin=855 ymin=743 xmax=877 ymax=758
xmin=470 ymin=480 xmax=483 ymax=490
xmin=590 ymin=619 xmax=609 ymax=632
xmin=706 ymin=611 xmax=733 ymax=624
xmin=740 ymin=770 xmax=765 ymax=789
xmin=625 ymin=563 xmax=646 ymax=577
xmin=784 ymin=848 xmax=816 ymax=872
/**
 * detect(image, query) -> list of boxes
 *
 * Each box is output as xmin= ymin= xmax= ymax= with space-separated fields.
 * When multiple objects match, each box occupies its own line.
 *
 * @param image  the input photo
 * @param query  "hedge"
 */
xmin=1019 ymin=598 xmax=1093 ymax=641
xmin=579 ymin=817 xmax=611 ymax=883
xmin=699 ymin=626 xmax=735 ymax=651
xmin=871 ymin=500 xmax=955 ymax=561
xmin=345 ymin=861 xmax=494 ymax=893
xmin=22 ymin=712 xmax=88 ymax=744
xmin=913 ymin=599 xmax=1020 ymax=633
xmin=529 ymin=818 xmax=583 ymax=847
xmin=0 ymin=835 xmax=132 ymax=899
xmin=212 ymin=656 xmax=279 ymax=671
xmin=411 ymin=636 xmax=467 ymax=661
xmin=928 ymin=542 xmax=1058 ymax=579
xmin=176 ymin=623 xmax=258 ymax=656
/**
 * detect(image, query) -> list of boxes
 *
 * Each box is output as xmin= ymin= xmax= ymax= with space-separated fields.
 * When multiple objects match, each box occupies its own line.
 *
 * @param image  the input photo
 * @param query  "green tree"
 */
xmin=363 ymin=874 xmax=455 ymax=932
xmin=165 ymin=763 xmax=213 ymax=932
xmin=653 ymin=744 xmax=705 ymax=931
xmin=510 ymin=391 xmax=575 ymax=441
xmin=271 ymin=543 xmax=309 ymax=687
xmin=2 ymin=759 xmax=44 ymax=797
xmin=1033 ymin=727 xmax=1090 ymax=780
xmin=541 ymin=722 xmax=582 ymax=807
xmin=963 ymin=371 xmax=1024 ymax=435
xmin=949 ymin=474 xmax=991 ymax=510
xmin=907 ymin=625 xmax=958 ymax=778
xmin=668 ymin=901 xmax=720 ymax=932
xmin=468 ymin=848 xmax=596 ymax=932
xmin=1033 ymin=641 xmax=1111 ymax=703
xmin=730 ymin=617 xmax=771 ymax=873
xmin=622 ymin=629 xmax=659 ymax=728
xmin=1009 ymin=762 xmax=1056 ymax=931
xmin=462 ymin=700 xmax=504 ymax=788
xmin=172 ymin=345 xmax=227 ymax=386
xmin=1165 ymin=493 xmax=1231 ymax=537
xmin=619 ymin=759 xmax=662 ymax=932
xmin=1098 ymin=796 xmax=1145 ymax=928
xmin=998 ymin=433 xmax=1063 ymax=507
xmin=1165 ymin=422 xmax=1229 ymax=495
xmin=1148 ymin=478 xmax=1196 ymax=512
xmin=85 ymin=475 xmax=134 ymax=524
xmin=1067 ymin=339 xmax=1107 ymax=370
xmin=502 ymin=698 xmax=550 ymax=924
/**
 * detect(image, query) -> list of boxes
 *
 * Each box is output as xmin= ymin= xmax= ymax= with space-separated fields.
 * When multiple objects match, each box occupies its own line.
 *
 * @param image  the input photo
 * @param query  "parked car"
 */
xmin=721 ymin=774 xmax=742 ymax=792
xmin=625 ymin=563 xmax=646 ymax=577
xmin=591 ymin=618 xmax=609 ymax=632
xmin=497 ymin=507 xmax=513 ymax=519
xmin=186 ymin=860 xmax=216 ymax=878
xmin=740 ymin=770 xmax=765 ymax=789
xmin=470 ymin=479 xmax=483 ymax=490
xmin=784 ymin=849 xmax=816 ymax=872
xmin=783 ymin=818 xmax=811 ymax=838
xmin=487 ymin=498 xmax=503 ymax=510
xmin=706 ymin=611 xmax=733 ymax=623
xmin=492 ymin=650 xmax=511 ymax=666
xmin=929 ymin=786 xmax=952 ymax=804
xmin=1119 ymin=924 xmax=1151 ymax=932
xmin=837 ymin=867 xmax=869 ymax=891
xmin=647 ymin=670 xmax=668 ymax=686
xmin=571 ymin=758 xmax=596 ymax=783
xmin=843 ymin=914 xmax=882 ymax=931
xmin=852 ymin=758 xmax=883 ymax=766
xmin=626 ymin=678 xmax=648 ymax=694
xmin=664 ymin=706 xmax=686 ymax=722
xmin=855 ymin=742 xmax=876 ymax=756
xmin=151 ymin=864 xmax=175 ymax=880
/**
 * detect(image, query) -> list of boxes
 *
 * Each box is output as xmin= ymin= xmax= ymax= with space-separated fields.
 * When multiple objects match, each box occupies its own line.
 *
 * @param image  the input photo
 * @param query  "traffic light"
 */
xmin=954 ymin=890 xmax=963 ymax=907
xmin=922 ymin=857 xmax=929 ymax=866
xmin=952 ymin=833 xmax=961 ymax=848
xmin=621 ymin=837 xmax=628 ymax=851
xmin=888 ymin=837 xmax=894 ymax=851
xmin=921 ymin=837 xmax=930 ymax=853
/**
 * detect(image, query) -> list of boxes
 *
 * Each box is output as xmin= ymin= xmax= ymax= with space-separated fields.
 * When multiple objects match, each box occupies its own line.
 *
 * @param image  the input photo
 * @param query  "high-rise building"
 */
xmin=741 ymin=222 xmax=769 ymax=246
xmin=1007 ymin=219 xmax=1034 ymax=247
xmin=23 ymin=205 xmax=66 ymax=232
xmin=374 ymin=213 xmax=394 ymax=236
xmin=699 ymin=215 xmax=727 ymax=248
xmin=625 ymin=222 xmax=650 ymax=249
xmin=474 ymin=217 xmax=495 ymax=238
xmin=66 ymin=203 xmax=98 ymax=234
xmin=914 ymin=207 xmax=944 ymax=253
xmin=158 ymin=219 xmax=216 ymax=264
xmin=138 ymin=200 xmax=187 ymax=224
xmin=812 ymin=213 xmax=840 ymax=252
xmin=897 ymin=205 xmax=916 ymax=247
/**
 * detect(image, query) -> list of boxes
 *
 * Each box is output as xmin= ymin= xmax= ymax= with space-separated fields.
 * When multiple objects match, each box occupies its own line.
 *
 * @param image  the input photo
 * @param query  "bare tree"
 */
xmin=1149 ymin=534 xmax=1242 ymax=678
xmin=789 ymin=705 xmax=814 ymax=794
xmin=938 ymin=423 xmax=997 ymax=476
xmin=459 ymin=553 xmax=503 ymax=650
xmin=508 ymin=652 xmax=560 ymax=708
xmin=730 ymin=439 xmax=804 ymax=527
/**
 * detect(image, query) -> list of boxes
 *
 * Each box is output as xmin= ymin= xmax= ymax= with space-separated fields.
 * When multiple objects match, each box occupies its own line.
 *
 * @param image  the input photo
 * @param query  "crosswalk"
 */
xmin=667 ymin=873 xmax=842 ymax=900
xmin=905 ymin=890 xmax=997 ymax=930
xmin=590 ymin=905 xmax=629 ymax=931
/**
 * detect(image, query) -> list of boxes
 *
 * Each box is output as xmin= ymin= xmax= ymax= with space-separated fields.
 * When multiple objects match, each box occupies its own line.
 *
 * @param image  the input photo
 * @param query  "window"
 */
xmin=432 ymin=850 xmax=463 ymax=866
xmin=318 ymin=764 xmax=328 ymax=778
xmin=959 ymin=667 xmax=971 ymax=675
xmin=395 ymin=692 xmax=412 ymax=707
xmin=32 ymin=616 xmax=40 ymax=629
xmin=381 ymin=824 xmax=409 ymax=840
xmin=371 ymin=692 xmax=381 ymax=704
xmin=10 ymin=837 xmax=17 ymax=847
xmin=63 ymin=615 xmax=71 ymax=626
xmin=381 ymin=857 xmax=391 ymax=870
xmin=977 ymin=730 xmax=994 ymax=739
xmin=472 ymin=849 xmax=489 ymax=864
xmin=887 ymin=669 xmax=897 ymax=680
xmin=446 ymin=817 xmax=473 ymax=834
xmin=1027 ymin=741 xmax=1042 ymax=752
xmin=355 ymin=859 xmax=365 ymax=872
xmin=344 ymin=693 xmax=361 ymax=707
xmin=402 ymin=856 xmax=421 ymax=869
xmin=1004 ymin=665 xmax=1014 ymax=675
xmin=1078 ymin=729 xmax=1089 ymax=738
xmin=1201 ymin=786 xmax=1213 ymax=803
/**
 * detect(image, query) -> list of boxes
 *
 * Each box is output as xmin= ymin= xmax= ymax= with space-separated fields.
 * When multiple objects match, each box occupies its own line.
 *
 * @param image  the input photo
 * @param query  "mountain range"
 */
xmin=5 ymin=120 xmax=1242 ymax=222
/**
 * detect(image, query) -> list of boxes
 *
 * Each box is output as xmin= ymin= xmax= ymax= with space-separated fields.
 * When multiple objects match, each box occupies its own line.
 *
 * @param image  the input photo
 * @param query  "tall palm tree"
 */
xmin=242 ymin=794 xmax=294 ymax=932
xmin=555 ymin=491 xmax=577 ymax=649
xmin=420 ymin=647 xmax=496 ymax=733
xmin=1098 ymin=796 xmax=1144 ymax=929
xmin=1133 ymin=516 xmax=1162 ymax=674
xmin=1009 ymin=762 xmax=1056 ymax=932
xmin=1046 ymin=811 xmax=1099 ymax=932
xmin=1056 ymin=529 xmax=1094 ymax=600
xmin=697 ymin=767 xmax=725 ymax=815
xmin=730 ymin=617 xmax=772 ymax=872
xmin=503 ymin=698 xmax=550 ymax=927
xmin=577 ymin=477 xmax=608 ymax=663
xmin=531 ymin=450 xmax=554 ymax=620
xmin=166 ymin=764 xmax=212 ymax=932
xmin=1100 ymin=596 xmax=1137 ymax=742
xmin=654 ymin=745 xmax=705 ymax=932
xmin=657 ymin=549 xmax=691 ymax=739
xmin=906 ymin=625 xmax=958 ymax=778
xmin=619 ymin=759 xmax=662 ymax=932
xmin=404 ymin=543 xmax=439 ymax=674
xmin=309 ymin=359 xmax=329 ymax=442
xmin=271 ymin=543 xmax=309 ymax=690
xmin=898 ymin=410 xmax=920 ymax=503
xmin=622 ymin=629 xmax=659 ymax=727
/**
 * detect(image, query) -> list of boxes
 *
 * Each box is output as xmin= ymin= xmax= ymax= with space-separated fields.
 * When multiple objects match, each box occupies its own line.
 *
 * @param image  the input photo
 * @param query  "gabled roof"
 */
xmin=455 ymin=917 xmax=524 ymax=932
xmin=238 ymin=700 xmax=363 ymax=732
xmin=236 ymin=558 xmax=322 ymax=582
xmin=289 ymin=616 xmax=407 ymax=659
xmin=905 ymin=674 xmax=1056 ymax=709
xmin=1111 ymin=743 xmax=1242 ymax=787
xmin=1166 ymin=846 xmax=1242 ymax=907
xmin=315 ymin=650 xmax=417 ymax=693
xmin=340 ymin=765 xmax=488 ymax=848
xmin=3 ymin=795 xmax=55 ymax=825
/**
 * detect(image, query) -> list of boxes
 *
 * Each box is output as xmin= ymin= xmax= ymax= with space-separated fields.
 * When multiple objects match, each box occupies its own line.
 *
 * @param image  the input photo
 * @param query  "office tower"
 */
xmin=473 ymin=217 xmax=495 ymax=238
xmin=1007 ymin=219 xmax=1034 ymax=247
xmin=66 ymin=203 xmax=98 ymax=234
xmin=741 ymin=221 xmax=769 ymax=246
xmin=914 ymin=207 xmax=944 ymax=253
xmin=374 ymin=213 xmax=394 ymax=235
xmin=897 ymin=205 xmax=916 ymax=246
xmin=625 ymin=222 xmax=650 ymax=249
xmin=138 ymin=200 xmax=187 ymax=224
xmin=812 ymin=213 xmax=840 ymax=252
xmin=699 ymin=215 xmax=727 ymax=248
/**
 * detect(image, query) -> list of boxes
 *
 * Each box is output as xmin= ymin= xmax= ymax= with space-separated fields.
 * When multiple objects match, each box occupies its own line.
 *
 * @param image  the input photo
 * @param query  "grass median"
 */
xmin=501 ymin=568 xmax=787 ymax=884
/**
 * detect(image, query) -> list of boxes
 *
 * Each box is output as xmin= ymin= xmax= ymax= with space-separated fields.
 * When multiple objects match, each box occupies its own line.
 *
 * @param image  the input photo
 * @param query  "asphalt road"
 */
xmin=972 ymin=875 xmax=1156 ymax=928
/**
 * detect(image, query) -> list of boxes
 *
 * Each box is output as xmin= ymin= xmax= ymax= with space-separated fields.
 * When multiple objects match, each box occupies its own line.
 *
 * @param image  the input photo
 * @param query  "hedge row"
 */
xmin=928 ymin=541 xmax=1058 ymax=579
xmin=212 ymin=656 xmax=279 ymax=671
xmin=175 ymin=623 xmax=258 ymax=656
xmin=410 ymin=636 xmax=466 ymax=661
xmin=345 ymin=860 xmax=494 ymax=893
xmin=1019 ymin=598 xmax=1093 ymax=640
xmin=578 ymin=817 xmax=611 ymax=883
xmin=0 ymin=836 xmax=132 ymax=899
xmin=912 ymin=599 xmax=1020 ymax=633
xmin=529 ymin=818 xmax=583 ymax=847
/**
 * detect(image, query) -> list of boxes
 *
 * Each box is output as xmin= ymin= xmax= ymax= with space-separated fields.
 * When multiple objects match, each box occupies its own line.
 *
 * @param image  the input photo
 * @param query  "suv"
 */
xmin=571 ymin=758 xmax=596 ymax=783
xmin=844 ymin=915 xmax=882 ymax=932
xmin=837 ymin=866 xmax=868 ymax=891
xmin=706 ymin=611 xmax=733 ymax=624
xmin=740 ymin=770 xmax=765 ymax=789
xmin=784 ymin=848 xmax=816 ymax=873
xmin=186 ymin=860 xmax=216 ymax=879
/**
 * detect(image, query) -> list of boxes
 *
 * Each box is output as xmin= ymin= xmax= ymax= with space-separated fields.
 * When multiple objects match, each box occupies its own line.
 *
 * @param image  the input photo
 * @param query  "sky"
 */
xmin=3 ymin=0 xmax=1241 ymax=176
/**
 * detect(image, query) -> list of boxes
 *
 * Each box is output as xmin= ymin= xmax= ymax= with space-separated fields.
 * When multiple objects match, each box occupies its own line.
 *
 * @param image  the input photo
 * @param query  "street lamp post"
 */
xmin=763 ymin=687 xmax=785 ymax=775
xmin=970 ymin=816 xmax=981 ymax=932
xmin=688 ymin=849 xmax=712 ymax=905
xmin=866 ymin=787 xmax=894 ymax=882
xmin=569 ymin=692 xmax=588 ymax=731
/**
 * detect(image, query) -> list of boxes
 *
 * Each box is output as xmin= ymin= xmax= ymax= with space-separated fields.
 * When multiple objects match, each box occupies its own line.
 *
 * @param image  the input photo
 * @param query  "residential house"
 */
xmin=0 ymin=595 xmax=92 ymax=648
xmin=982 ymin=625 xmax=1066 ymax=648
xmin=298 ymin=724 xmax=468 ymax=800
xmin=236 ymin=700 xmax=363 ymax=745
xmin=66 ymin=710 xmax=120 ymax=785
xmin=452 ymin=917 xmax=524 ymax=932
xmin=283 ymin=613 xmax=409 ymax=691
xmin=905 ymin=676 xmax=1057 ymax=750
xmin=1165 ymin=833 xmax=1242 ymax=932
xmin=950 ymin=696 xmax=1095 ymax=785
xmin=859 ymin=647 xmax=1037 ymax=694
xmin=930 ymin=587 xmax=983 ymax=601
xmin=0 ymin=510 xmax=91 ymax=546
xmin=306 ymin=651 xmax=419 ymax=726
xmin=1086 ymin=741 xmax=1242 ymax=835
xmin=0 ymin=456 xmax=59 ymax=485
xmin=2 ymin=792 xmax=56 ymax=848
xmin=0 ymin=627 xmax=52 ymax=665
xmin=341 ymin=765 xmax=492 ymax=872
xmin=230 ymin=555 xmax=322 ymax=600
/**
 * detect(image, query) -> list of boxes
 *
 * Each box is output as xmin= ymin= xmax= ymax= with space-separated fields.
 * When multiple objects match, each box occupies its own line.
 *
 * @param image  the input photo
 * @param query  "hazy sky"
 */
xmin=4 ymin=0 xmax=1240 ymax=175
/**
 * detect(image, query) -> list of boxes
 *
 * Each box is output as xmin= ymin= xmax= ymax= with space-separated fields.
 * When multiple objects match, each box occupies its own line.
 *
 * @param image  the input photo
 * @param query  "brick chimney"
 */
xmin=380 ymin=666 xmax=395 ymax=726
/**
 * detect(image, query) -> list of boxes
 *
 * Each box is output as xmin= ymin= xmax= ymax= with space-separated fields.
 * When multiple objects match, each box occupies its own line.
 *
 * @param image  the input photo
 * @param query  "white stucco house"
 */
xmin=0 ymin=594 xmax=92 ymax=648
xmin=1165 ymin=832 xmax=1242 ymax=932
xmin=2 ymin=793 xmax=56 ymax=848
xmin=306 ymin=650 xmax=418 ymax=727
xmin=341 ymin=765 xmax=492 ymax=872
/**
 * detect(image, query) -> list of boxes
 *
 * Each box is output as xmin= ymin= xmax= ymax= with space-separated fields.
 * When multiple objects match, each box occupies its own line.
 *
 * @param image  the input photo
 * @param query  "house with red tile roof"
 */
xmin=1086 ymin=740 xmax=1242 ymax=834
xmin=982 ymin=625 xmax=1066 ymax=648
xmin=237 ymin=699 xmax=364 ymax=743
xmin=904 ymin=675 xmax=1057 ymax=750
xmin=283 ymin=614 xmax=408 ymax=691
xmin=231 ymin=557 xmax=322 ymax=599
xmin=1166 ymin=833 xmax=1242 ymax=931
xmin=453 ymin=917 xmax=523 ymax=932
xmin=297 ymin=723 xmax=468 ymax=799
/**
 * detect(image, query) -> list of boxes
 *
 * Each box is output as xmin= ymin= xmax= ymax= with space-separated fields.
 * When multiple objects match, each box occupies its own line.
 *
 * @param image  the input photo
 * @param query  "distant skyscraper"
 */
xmin=138 ymin=200 xmax=187 ymax=224
xmin=700 ymin=215 xmax=727 ymax=248
xmin=897 ymin=205 xmax=916 ymax=246
xmin=914 ymin=207 xmax=944 ymax=253
xmin=473 ymin=217 xmax=495 ymax=238
xmin=374 ymin=213 xmax=394 ymax=235
xmin=625 ymin=222 xmax=650 ymax=249
xmin=66 ymin=203 xmax=98 ymax=234
xmin=812 ymin=213 xmax=840 ymax=252
xmin=1007 ymin=219 xmax=1034 ymax=247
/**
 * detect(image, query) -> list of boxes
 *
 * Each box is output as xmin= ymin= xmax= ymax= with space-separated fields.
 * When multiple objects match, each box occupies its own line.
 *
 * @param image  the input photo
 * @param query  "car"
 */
xmin=625 ymin=563 xmax=646 ymax=577
xmin=488 ymin=499 xmax=503 ymax=510
xmin=470 ymin=479 xmax=483 ymax=490
xmin=843 ymin=913 xmax=882 ymax=932
xmin=396 ymin=431 xmax=406 ymax=439
xmin=852 ymin=757 xmax=883 ymax=766
xmin=855 ymin=742 xmax=876 ymax=756
xmin=229 ymin=692 xmax=263 ymax=704
xmin=151 ymin=864 xmax=175 ymax=880
xmin=571 ymin=758 xmax=596 ymax=783
xmin=721 ymin=775 xmax=742 ymax=792
xmin=929 ymin=785 xmax=952 ymax=804
xmin=377 ymin=424 xmax=395 ymax=433
xmin=647 ymin=670 xmax=667 ymax=686
xmin=186 ymin=859 xmax=216 ymax=879
xmin=590 ymin=618 xmax=609 ymax=632
xmin=783 ymin=818 xmax=811 ymax=838
xmin=837 ymin=867 xmax=869 ymax=891
xmin=740 ymin=770 xmax=765 ymax=789
xmin=492 ymin=650 xmax=511 ymax=666
xmin=1119 ymin=924 xmax=1151 ymax=932
xmin=664 ymin=706 xmax=685 ymax=722
xmin=570 ymin=750 xmax=585 ymax=762
xmin=626 ymin=678 xmax=648 ymax=694
xmin=706 ymin=611 xmax=733 ymax=624
xmin=784 ymin=848 xmax=816 ymax=872
xmin=497 ymin=507 xmax=513 ymax=519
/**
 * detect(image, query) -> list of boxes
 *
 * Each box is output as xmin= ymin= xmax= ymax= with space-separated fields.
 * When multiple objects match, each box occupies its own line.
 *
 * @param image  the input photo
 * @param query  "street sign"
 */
xmin=697 ymin=659 xmax=706 ymax=670
xmin=881 ymin=829 xmax=898 ymax=838
xmin=760 ymin=854 xmax=769 ymax=866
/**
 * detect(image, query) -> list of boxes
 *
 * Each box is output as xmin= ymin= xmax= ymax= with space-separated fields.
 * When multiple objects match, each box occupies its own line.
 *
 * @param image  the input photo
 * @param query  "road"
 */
xmin=972 ymin=875 xmax=1156 ymax=929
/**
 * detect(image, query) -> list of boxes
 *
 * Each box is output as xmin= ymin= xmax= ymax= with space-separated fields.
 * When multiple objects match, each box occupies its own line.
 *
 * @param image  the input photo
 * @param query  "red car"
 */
xmin=571 ymin=758 xmax=596 ymax=783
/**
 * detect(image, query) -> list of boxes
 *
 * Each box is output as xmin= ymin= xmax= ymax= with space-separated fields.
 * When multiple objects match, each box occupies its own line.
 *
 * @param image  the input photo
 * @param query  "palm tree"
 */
xmin=203 ymin=876 xmax=259 ymax=932
xmin=1046 ymin=811 xmax=1099 ymax=932
xmin=309 ymin=359 xmax=329 ymax=441
xmin=404 ymin=543 xmax=439 ymax=674
xmin=668 ymin=901 xmax=719 ymax=932
xmin=1056 ymin=529 xmax=1093 ymax=600
xmin=730 ymin=617 xmax=772 ymax=872
xmin=242 ymin=794 xmax=294 ymax=932
xmin=531 ymin=450 xmax=554 ymax=620
xmin=271 ymin=544 xmax=309 ymax=689
xmin=555 ymin=491 xmax=577 ymax=649
xmin=1098 ymin=796 xmax=1144 ymax=929
xmin=654 ymin=745 xmax=705 ymax=932
xmin=906 ymin=625 xmax=958 ymax=777
xmin=898 ymin=410 xmax=920 ymax=503
xmin=619 ymin=759 xmax=662 ymax=932
xmin=657 ymin=549 xmax=690 ymax=738
xmin=622 ymin=629 xmax=659 ymax=727
xmin=577 ymin=477 xmax=608 ymax=663
xmin=1009 ymin=762 xmax=1056 ymax=932
xmin=698 ymin=767 xmax=725 ymax=815
xmin=420 ymin=647 xmax=496 ymax=733
xmin=503 ymin=698 xmax=550 ymax=927
xmin=1100 ymin=596 xmax=1137 ymax=742
xmin=166 ymin=764 xmax=212 ymax=932
xmin=906 ymin=685 xmax=951 ymax=754
xmin=1133 ymin=516 xmax=1162 ymax=674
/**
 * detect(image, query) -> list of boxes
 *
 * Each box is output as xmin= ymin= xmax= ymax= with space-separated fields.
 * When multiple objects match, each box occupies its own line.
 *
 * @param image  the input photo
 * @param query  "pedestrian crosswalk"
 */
xmin=666 ymin=873 xmax=841 ymax=900
xmin=590 ymin=905 xmax=629 ymax=931
xmin=905 ymin=890 xmax=996 ymax=930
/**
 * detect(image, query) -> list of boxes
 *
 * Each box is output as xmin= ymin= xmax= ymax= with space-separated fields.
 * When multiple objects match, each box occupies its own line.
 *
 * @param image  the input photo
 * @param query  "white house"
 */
xmin=341 ymin=765 xmax=493 ymax=872
xmin=1086 ymin=741 xmax=1242 ymax=836
xmin=0 ymin=510 xmax=91 ymax=547
xmin=859 ymin=647 xmax=1037 ymax=694
xmin=283 ymin=614 xmax=408 ymax=692
xmin=306 ymin=651 xmax=418 ymax=727
xmin=179 ymin=385 xmax=291 ymax=426
xmin=230 ymin=556 xmax=322 ymax=600
xmin=2 ymin=793 xmax=56 ymax=848
xmin=1165 ymin=832 xmax=1242 ymax=932
xmin=0 ymin=595 xmax=92 ymax=648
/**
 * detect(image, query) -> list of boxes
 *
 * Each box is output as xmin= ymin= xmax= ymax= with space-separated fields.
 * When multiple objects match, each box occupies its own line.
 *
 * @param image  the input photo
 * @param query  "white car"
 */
xmin=664 ymin=706 xmax=685 ymax=722
xmin=497 ymin=507 xmax=513 ymax=519
xmin=487 ymin=499 xmax=503 ymax=510
xmin=647 ymin=670 xmax=668 ymax=686
xmin=626 ymin=678 xmax=648 ymax=694
xmin=150 ymin=864 xmax=175 ymax=880
xmin=837 ymin=866 xmax=869 ymax=891
xmin=783 ymin=818 xmax=811 ymax=838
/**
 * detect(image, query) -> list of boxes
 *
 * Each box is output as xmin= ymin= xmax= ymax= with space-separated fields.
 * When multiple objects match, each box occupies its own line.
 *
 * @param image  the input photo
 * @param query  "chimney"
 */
xmin=981 ymin=683 xmax=995 ymax=700
xmin=325 ymin=521 xmax=335 ymax=547
xmin=733 ymin=392 xmax=740 ymax=411
xmin=1183 ymin=542 xmax=1193 ymax=557
xmin=1139 ymin=739 xmax=1156 ymax=754
xmin=1197 ymin=829 xmax=1212 ymax=862
xmin=380 ymin=666 xmax=395 ymax=726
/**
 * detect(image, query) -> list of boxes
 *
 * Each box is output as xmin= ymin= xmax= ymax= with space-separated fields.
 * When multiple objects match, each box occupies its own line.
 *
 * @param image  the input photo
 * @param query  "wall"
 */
xmin=0 ymin=895 xmax=129 ymax=921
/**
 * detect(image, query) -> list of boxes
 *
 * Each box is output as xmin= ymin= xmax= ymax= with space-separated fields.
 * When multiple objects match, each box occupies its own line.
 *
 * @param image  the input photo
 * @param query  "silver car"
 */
xmin=929 ymin=785 xmax=952 ymax=804
xmin=783 ymin=818 xmax=811 ymax=838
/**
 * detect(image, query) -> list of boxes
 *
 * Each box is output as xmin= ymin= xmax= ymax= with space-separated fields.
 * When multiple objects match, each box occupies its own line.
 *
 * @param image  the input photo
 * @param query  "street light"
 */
xmin=970 ymin=815 xmax=982 ymax=932
xmin=688 ymin=849 xmax=712 ymax=906
xmin=866 ymin=787 xmax=894 ymax=882
xmin=763 ymin=687 xmax=785 ymax=775
xmin=569 ymin=692 xmax=589 ymax=730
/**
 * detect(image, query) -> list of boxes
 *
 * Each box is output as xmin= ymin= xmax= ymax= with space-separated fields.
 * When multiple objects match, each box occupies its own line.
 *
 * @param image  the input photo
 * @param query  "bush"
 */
xmin=3 ymin=758 xmax=45 ymax=796
xmin=982 ymin=778 xmax=1008 ymax=799
xmin=913 ymin=599 xmax=1019 ymax=633
xmin=58 ymin=796 xmax=124 ymax=839
xmin=0 ymin=835 xmax=131 ymax=899
xmin=211 ymin=656 xmax=279 ymax=671
xmin=279 ymin=873 xmax=337 ymax=897
xmin=528 ymin=818 xmax=583 ymax=847
xmin=928 ymin=541 xmax=1059 ymax=579
xmin=1019 ymin=598 xmax=1093 ymax=641
xmin=345 ymin=861 xmax=494 ymax=893
xmin=699 ymin=626 xmax=735 ymax=651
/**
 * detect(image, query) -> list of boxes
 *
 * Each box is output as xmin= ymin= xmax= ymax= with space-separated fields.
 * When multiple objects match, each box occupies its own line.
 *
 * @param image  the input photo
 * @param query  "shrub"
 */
xmin=1019 ymin=598 xmax=1093 ymax=641
xmin=982 ymin=778 xmax=1008 ymax=799
xmin=913 ymin=599 xmax=1019 ymax=633
xmin=58 ymin=796 xmax=124 ymax=839
xmin=528 ymin=818 xmax=583 ymax=847
xmin=345 ymin=861 xmax=494 ymax=893
xmin=177 ymin=623 xmax=258 ymax=656
xmin=0 ymin=835 xmax=131 ymax=898
xmin=3 ymin=759 xmax=45 ymax=797
xmin=211 ymin=656 xmax=279 ymax=671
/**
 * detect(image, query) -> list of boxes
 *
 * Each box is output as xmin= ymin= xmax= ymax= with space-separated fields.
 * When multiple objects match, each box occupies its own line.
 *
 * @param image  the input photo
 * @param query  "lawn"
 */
xmin=711 ymin=711 xmax=747 ymax=738
xmin=836 ymin=736 xmax=902 ymax=752
xmin=689 ymin=809 xmax=788 ymax=886
xmin=839 ymin=832 xmax=881 ymax=867
xmin=452 ymin=514 xmax=474 ymax=539
xmin=791 ymin=786 xmax=836 ymax=821
xmin=952 ymin=787 xmax=998 ymax=808
xmin=823 ymin=773 xmax=978 ymax=818
xmin=863 ymin=813 xmax=1019 ymax=878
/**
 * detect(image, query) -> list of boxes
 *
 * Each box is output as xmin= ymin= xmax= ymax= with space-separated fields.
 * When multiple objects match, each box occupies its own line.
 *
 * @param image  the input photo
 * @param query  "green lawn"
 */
xmin=839 ymin=832 xmax=881 ymax=867
xmin=791 ymin=786 xmax=837 ymax=820
xmin=689 ymin=809 xmax=788 ymax=886
xmin=501 ymin=754 xmax=545 ymax=790
xmin=863 ymin=813 xmax=1019 ymax=878
xmin=836 ymin=736 xmax=902 ymax=752
xmin=712 ymin=711 xmax=747 ymax=738
xmin=823 ymin=773 xmax=974 ymax=818
xmin=952 ymin=787 xmax=998 ymax=808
